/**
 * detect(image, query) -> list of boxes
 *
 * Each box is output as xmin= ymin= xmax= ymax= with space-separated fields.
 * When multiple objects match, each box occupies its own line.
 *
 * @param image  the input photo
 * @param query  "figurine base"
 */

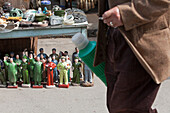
xmin=32 ymin=85 xmax=43 ymax=88
xmin=0 ymin=84 xmax=6 ymax=88
xmin=7 ymin=85 xmax=18 ymax=88
xmin=46 ymin=85 xmax=56 ymax=89
xmin=17 ymin=81 xmax=23 ymax=86
xmin=59 ymin=84 xmax=69 ymax=88
xmin=82 ymin=82 xmax=94 ymax=87
xmin=22 ymin=84 xmax=31 ymax=88
xmin=41 ymin=82 xmax=47 ymax=85
xmin=71 ymin=83 xmax=80 ymax=86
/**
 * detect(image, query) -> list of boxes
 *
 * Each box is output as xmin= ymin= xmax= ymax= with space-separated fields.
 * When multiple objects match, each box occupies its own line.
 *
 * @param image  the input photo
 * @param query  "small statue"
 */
xmin=43 ymin=7 xmax=51 ymax=16
xmin=57 ymin=56 xmax=70 ymax=88
xmin=4 ymin=54 xmax=9 ymax=81
xmin=37 ymin=48 xmax=48 ymax=59
xmin=52 ymin=55 xmax=58 ymax=83
xmin=46 ymin=57 xmax=56 ymax=88
xmin=28 ymin=53 xmax=35 ymax=82
xmin=21 ymin=56 xmax=30 ymax=87
xmin=10 ymin=52 xmax=15 ymax=60
xmin=65 ymin=55 xmax=72 ymax=84
xmin=2 ymin=2 xmax=13 ymax=13
xmin=40 ymin=54 xmax=47 ymax=82
xmin=4 ymin=57 xmax=18 ymax=88
xmin=33 ymin=57 xmax=43 ymax=88
xmin=0 ymin=63 xmax=6 ymax=87
xmin=82 ymin=63 xmax=93 ymax=87
xmin=14 ymin=55 xmax=22 ymax=82
xmin=72 ymin=57 xmax=81 ymax=85
xmin=49 ymin=48 xmax=59 ymax=61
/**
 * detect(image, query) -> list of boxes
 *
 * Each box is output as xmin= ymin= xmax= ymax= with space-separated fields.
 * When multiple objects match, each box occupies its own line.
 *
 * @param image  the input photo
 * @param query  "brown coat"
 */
xmin=94 ymin=0 xmax=170 ymax=84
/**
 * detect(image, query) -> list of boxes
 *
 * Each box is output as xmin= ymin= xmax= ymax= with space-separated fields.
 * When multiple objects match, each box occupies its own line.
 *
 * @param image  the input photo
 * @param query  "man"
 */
xmin=94 ymin=0 xmax=170 ymax=113
xmin=50 ymin=48 xmax=59 ymax=61
xmin=4 ymin=57 xmax=17 ymax=86
xmin=21 ymin=56 xmax=30 ymax=85
xmin=72 ymin=47 xmax=79 ymax=64
xmin=28 ymin=53 xmax=35 ymax=82
xmin=10 ymin=52 xmax=15 ymax=60
xmin=46 ymin=57 xmax=56 ymax=86
xmin=37 ymin=48 xmax=48 ymax=59
xmin=14 ymin=55 xmax=22 ymax=81
xmin=52 ymin=55 xmax=58 ymax=83
xmin=33 ymin=57 xmax=43 ymax=86
xmin=57 ymin=56 xmax=70 ymax=85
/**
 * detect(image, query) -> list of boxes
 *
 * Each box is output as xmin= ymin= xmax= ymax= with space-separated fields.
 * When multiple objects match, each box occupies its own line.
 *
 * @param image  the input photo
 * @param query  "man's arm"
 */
xmin=117 ymin=0 xmax=170 ymax=31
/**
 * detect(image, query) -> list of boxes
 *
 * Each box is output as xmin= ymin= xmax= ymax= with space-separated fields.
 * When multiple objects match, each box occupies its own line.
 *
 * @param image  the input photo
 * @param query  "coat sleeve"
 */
xmin=117 ymin=0 xmax=170 ymax=31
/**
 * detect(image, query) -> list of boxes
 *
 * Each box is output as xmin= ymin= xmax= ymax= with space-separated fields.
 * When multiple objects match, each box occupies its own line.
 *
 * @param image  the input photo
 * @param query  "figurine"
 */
xmin=65 ymin=55 xmax=72 ymax=83
xmin=46 ymin=57 xmax=56 ymax=88
xmin=40 ymin=54 xmax=47 ymax=82
xmin=82 ymin=63 xmax=93 ymax=87
xmin=21 ymin=56 xmax=30 ymax=87
xmin=72 ymin=57 xmax=81 ymax=85
xmin=64 ymin=51 xmax=68 ymax=56
xmin=43 ymin=7 xmax=51 ymax=16
xmin=33 ymin=57 xmax=43 ymax=88
xmin=0 ymin=62 xmax=6 ymax=87
xmin=10 ymin=52 xmax=15 ymax=60
xmin=4 ymin=54 xmax=9 ymax=81
xmin=28 ymin=53 xmax=35 ymax=82
xmin=57 ymin=56 xmax=70 ymax=88
xmin=2 ymin=2 xmax=13 ymax=13
xmin=14 ymin=55 xmax=22 ymax=82
xmin=72 ymin=47 xmax=79 ymax=64
xmin=49 ymin=48 xmax=59 ymax=61
xmin=37 ymin=48 xmax=48 ymax=59
xmin=4 ymin=57 xmax=18 ymax=88
xmin=52 ymin=55 xmax=58 ymax=83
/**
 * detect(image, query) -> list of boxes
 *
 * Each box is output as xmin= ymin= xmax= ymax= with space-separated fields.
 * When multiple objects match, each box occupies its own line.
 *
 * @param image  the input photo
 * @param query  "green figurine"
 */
xmin=72 ymin=57 xmax=81 ymax=84
xmin=4 ymin=54 xmax=9 ymax=81
xmin=4 ymin=57 xmax=17 ymax=86
xmin=28 ymin=53 xmax=35 ymax=82
xmin=21 ymin=56 xmax=30 ymax=85
xmin=57 ymin=56 xmax=70 ymax=86
xmin=33 ymin=57 xmax=43 ymax=86
xmin=0 ymin=64 xmax=6 ymax=86
xmin=14 ymin=55 xmax=22 ymax=81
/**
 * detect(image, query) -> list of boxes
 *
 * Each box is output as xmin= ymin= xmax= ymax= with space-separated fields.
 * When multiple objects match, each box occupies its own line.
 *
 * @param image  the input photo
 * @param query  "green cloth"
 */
xmin=33 ymin=61 xmax=43 ymax=85
xmin=4 ymin=61 xmax=17 ymax=84
xmin=14 ymin=59 xmax=22 ymax=81
xmin=72 ymin=62 xmax=81 ymax=83
xmin=57 ymin=62 xmax=70 ymax=85
xmin=28 ymin=58 xmax=35 ymax=79
xmin=21 ymin=62 xmax=30 ymax=84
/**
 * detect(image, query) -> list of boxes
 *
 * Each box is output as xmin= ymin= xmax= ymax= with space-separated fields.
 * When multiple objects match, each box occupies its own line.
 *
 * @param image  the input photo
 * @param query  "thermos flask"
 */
xmin=72 ymin=33 xmax=107 ymax=86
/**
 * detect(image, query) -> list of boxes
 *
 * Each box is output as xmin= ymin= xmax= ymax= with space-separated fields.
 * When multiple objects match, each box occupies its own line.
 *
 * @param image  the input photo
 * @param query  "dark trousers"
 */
xmin=105 ymin=28 xmax=160 ymax=113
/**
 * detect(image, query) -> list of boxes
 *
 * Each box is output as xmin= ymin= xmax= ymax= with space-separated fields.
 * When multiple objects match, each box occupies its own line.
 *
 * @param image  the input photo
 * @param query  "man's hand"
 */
xmin=102 ymin=7 xmax=123 ymax=28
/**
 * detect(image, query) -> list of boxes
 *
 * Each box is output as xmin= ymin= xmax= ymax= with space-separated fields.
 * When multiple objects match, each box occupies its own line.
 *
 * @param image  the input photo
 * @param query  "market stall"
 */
xmin=0 ymin=1 xmax=88 ymax=57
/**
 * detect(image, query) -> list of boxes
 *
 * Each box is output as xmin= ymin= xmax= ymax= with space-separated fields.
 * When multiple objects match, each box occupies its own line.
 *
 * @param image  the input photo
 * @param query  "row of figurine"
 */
xmin=0 ymin=48 xmax=93 ymax=88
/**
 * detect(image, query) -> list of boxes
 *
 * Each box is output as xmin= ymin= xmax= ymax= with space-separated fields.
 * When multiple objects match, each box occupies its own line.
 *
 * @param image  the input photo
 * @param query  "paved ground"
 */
xmin=0 ymin=38 xmax=170 ymax=113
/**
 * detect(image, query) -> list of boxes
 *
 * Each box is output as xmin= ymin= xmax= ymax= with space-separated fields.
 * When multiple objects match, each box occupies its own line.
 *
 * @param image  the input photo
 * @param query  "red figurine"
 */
xmin=46 ymin=57 xmax=56 ymax=88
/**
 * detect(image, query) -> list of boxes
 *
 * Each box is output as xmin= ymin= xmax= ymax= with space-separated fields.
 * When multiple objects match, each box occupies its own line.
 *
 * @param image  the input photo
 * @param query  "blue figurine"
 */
xmin=52 ymin=55 xmax=58 ymax=82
